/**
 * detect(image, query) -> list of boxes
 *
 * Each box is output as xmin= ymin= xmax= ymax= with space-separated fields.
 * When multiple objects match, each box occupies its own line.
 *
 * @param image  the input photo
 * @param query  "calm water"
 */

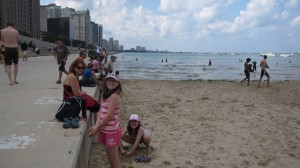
xmin=114 ymin=52 xmax=300 ymax=81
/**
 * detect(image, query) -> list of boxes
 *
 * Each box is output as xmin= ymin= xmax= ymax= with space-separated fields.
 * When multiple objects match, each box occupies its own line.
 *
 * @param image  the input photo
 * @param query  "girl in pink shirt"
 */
xmin=88 ymin=71 xmax=122 ymax=168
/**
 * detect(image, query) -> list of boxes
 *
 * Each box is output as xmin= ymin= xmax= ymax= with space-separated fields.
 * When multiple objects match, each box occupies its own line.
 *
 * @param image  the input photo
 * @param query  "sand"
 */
xmin=88 ymin=80 xmax=300 ymax=168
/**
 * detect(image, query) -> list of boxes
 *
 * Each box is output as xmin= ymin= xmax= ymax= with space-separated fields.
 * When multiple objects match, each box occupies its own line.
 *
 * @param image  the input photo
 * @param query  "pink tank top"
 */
xmin=99 ymin=98 xmax=121 ymax=133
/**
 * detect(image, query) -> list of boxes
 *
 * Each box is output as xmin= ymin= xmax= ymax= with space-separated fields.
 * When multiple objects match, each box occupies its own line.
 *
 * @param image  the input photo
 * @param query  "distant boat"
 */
xmin=231 ymin=52 xmax=239 ymax=55
xmin=260 ymin=52 xmax=276 ymax=57
xmin=279 ymin=53 xmax=293 ymax=57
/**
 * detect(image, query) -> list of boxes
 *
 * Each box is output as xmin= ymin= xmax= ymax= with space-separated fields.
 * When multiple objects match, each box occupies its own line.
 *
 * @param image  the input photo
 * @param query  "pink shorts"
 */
xmin=98 ymin=127 xmax=122 ymax=148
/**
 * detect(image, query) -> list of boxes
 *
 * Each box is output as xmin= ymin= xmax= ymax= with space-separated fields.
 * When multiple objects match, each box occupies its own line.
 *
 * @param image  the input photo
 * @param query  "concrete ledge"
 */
xmin=0 ymin=54 xmax=98 ymax=168
xmin=73 ymin=87 xmax=98 ymax=168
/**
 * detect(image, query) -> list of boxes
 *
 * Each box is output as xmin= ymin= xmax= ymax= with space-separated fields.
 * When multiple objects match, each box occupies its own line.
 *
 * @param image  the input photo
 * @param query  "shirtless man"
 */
xmin=258 ymin=55 xmax=270 ymax=88
xmin=0 ymin=23 xmax=20 ymax=85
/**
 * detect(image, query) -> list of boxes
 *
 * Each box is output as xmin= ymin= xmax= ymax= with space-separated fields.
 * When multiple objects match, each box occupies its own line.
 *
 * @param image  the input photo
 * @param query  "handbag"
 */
xmin=55 ymin=96 xmax=86 ymax=121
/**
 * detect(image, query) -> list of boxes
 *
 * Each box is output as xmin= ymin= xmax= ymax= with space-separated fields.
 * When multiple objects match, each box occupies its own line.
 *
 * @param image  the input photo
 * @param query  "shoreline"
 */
xmin=88 ymin=80 xmax=300 ymax=168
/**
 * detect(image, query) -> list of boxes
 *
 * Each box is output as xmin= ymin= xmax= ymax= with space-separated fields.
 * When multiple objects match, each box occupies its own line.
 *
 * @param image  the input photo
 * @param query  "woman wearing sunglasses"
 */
xmin=63 ymin=59 xmax=100 ymax=120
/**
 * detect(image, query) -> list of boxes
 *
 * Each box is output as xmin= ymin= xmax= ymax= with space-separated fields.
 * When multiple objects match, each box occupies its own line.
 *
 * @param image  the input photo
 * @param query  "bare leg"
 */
xmin=106 ymin=147 xmax=121 ymax=168
xmin=143 ymin=135 xmax=152 ymax=152
xmin=63 ymin=70 xmax=68 ymax=75
xmin=5 ymin=65 xmax=13 ymax=85
xmin=247 ymin=77 xmax=250 ymax=85
xmin=258 ymin=78 xmax=262 ymax=88
xmin=14 ymin=64 xmax=18 ymax=83
xmin=119 ymin=142 xmax=126 ymax=154
xmin=57 ymin=70 xmax=63 ymax=83
xmin=267 ymin=77 xmax=270 ymax=87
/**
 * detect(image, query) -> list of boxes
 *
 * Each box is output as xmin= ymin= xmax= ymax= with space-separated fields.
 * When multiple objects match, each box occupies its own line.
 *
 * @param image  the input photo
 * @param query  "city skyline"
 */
xmin=41 ymin=0 xmax=300 ymax=53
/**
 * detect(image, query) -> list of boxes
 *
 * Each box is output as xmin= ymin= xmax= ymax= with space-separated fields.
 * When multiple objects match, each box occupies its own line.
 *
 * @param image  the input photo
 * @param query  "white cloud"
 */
xmin=285 ymin=0 xmax=298 ymax=8
xmin=47 ymin=0 xmax=299 ymax=52
xmin=291 ymin=15 xmax=300 ymax=26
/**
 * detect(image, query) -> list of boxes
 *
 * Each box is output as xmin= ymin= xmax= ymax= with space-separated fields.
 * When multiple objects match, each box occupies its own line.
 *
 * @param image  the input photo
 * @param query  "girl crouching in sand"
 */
xmin=88 ymin=71 xmax=122 ymax=168
xmin=120 ymin=114 xmax=151 ymax=156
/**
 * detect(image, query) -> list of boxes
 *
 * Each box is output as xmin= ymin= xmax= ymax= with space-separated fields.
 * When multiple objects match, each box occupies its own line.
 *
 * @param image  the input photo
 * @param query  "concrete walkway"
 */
xmin=0 ymin=54 xmax=97 ymax=168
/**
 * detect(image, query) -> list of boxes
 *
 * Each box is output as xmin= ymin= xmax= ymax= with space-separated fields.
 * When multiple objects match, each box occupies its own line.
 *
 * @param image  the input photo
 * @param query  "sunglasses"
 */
xmin=76 ymin=66 xmax=84 ymax=70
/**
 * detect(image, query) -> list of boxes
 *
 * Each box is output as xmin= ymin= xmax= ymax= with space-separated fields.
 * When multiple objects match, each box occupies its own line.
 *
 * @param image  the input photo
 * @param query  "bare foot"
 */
xmin=146 ymin=146 xmax=151 ymax=152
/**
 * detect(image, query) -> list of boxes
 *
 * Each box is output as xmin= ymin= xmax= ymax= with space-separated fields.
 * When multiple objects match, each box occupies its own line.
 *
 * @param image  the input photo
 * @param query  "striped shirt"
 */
xmin=99 ymin=98 xmax=121 ymax=134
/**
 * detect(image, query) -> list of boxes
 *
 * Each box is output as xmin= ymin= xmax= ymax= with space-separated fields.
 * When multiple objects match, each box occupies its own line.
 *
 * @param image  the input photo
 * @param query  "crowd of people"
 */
xmin=51 ymin=38 xmax=152 ymax=167
xmin=2 ymin=22 xmax=274 ymax=167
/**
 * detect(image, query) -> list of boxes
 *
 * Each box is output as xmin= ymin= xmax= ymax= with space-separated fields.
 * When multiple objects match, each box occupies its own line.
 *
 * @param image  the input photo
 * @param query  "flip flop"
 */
xmin=71 ymin=117 xmax=80 ymax=128
xmin=63 ymin=117 xmax=72 ymax=129
xmin=14 ymin=81 xmax=19 ymax=84
xmin=135 ymin=156 xmax=151 ymax=163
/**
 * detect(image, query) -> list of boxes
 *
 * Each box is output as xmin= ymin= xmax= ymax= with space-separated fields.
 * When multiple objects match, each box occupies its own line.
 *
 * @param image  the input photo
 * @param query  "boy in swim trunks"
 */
xmin=240 ymin=58 xmax=252 ymax=85
xmin=258 ymin=55 xmax=270 ymax=88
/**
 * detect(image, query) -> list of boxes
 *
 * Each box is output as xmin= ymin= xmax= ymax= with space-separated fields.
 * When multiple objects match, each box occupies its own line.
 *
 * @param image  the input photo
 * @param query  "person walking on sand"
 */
xmin=120 ymin=114 xmax=152 ymax=156
xmin=88 ymin=71 xmax=122 ymax=168
xmin=53 ymin=39 xmax=69 ymax=84
xmin=258 ymin=55 xmax=270 ymax=88
xmin=240 ymin=58 xmax=252 ymax=86
xmin=0 ymin=23 xmax=20 ymax=85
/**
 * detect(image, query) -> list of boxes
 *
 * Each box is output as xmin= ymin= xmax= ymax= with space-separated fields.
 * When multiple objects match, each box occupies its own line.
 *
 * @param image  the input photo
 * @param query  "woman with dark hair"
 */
xmin=63 ymin=59 xmax=100 ymax=119
xmin=63 ymin=59 xmax=87 ymax=100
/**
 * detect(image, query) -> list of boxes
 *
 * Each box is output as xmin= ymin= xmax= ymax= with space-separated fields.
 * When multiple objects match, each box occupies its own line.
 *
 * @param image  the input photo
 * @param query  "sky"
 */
xmin=40 ymin=0 xmax=300 ymax=53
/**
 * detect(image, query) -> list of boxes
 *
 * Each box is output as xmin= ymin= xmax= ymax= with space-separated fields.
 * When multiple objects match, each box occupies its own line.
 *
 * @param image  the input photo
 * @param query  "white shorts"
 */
xmin=23 ymin=51 xmax=28 ymax=55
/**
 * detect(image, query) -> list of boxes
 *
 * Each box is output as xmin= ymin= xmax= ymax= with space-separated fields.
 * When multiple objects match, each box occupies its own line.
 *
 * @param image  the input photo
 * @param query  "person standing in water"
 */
xmin=240 ymin=58 xmax=252 ymax=86
xmin=258 ymin=55 xmax=270 ymax=88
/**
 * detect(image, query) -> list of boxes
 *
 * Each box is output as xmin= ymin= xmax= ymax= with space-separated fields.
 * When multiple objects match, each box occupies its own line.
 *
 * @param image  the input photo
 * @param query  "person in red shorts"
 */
xmin=88 ymin=71 xmax=122 ymax=168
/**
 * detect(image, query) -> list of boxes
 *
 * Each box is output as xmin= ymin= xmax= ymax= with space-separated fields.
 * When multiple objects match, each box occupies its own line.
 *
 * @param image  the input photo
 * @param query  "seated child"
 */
xmin=120 ymin=114 xmax=151 ymax=156
xmin=79 ymin=63 xmax=98 ymax=87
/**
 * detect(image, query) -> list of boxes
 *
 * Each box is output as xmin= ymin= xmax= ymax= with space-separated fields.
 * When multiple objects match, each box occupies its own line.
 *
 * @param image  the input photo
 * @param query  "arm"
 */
xmin=88 ymin=93 xmax=120 ymax=136
xmin=126 ymin=128 xmax=144 ymax=156
xmin=69 ymin=74 xmax=87 ymax=96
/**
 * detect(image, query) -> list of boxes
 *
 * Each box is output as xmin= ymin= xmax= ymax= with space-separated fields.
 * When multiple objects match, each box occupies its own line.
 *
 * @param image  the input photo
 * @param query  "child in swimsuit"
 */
xmin=120 ymin=114 xmax=152 ymax=156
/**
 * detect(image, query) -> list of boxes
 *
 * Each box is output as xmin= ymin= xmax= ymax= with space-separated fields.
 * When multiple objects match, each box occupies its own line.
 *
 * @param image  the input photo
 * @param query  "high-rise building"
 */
xmin=0 ymin=0 xmax=40 ymax=39
xmin=70 ymin=9 xmax=91 ymax=44
xmin=40 ymin=3 xmax=61 ymax=32
xmin=91 ymin=21 xmax=99 ymax=46
xmin=108 ymin=37 xmax=113 ymax=51
xmin=113 ymin=40 xmax=119 ymax=51
xmin=61 ymin=7 xmax=75 ymax=17
xmin=119 ymin=45 xmax=124 ymax=51
xmin=98 ymin=25 xmax=103 ymax=48
xmin=47 ymin=17 xmax=70 ymax=41
xmin=136 ymin=46 xmax=142 ymax=51
xmin=102 ymin=39 xmax=108 ymax=50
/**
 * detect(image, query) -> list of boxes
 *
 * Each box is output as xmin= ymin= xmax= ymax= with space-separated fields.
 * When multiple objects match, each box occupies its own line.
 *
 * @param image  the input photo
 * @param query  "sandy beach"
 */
xmin=88 ymin=80 xmax=300 ymax=168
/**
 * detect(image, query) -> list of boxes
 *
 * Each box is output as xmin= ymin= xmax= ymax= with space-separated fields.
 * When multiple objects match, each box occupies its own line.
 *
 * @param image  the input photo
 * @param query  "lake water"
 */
xmin=114 ymin=52 xmax=300 ymax=81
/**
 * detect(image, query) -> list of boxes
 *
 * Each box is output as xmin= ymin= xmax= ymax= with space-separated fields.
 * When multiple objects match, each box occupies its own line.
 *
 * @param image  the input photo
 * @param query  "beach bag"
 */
xmin=81 ymin=94 xmax=100 ymax=113
xmin=55 ymin=96 xmax=84 ymax=121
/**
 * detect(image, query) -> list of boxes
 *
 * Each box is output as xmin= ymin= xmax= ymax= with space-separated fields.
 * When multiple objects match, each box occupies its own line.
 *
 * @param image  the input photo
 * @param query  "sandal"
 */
xmin=71 ymin=117 xmax=80 ymax=128
xmin=14 ymin=81 xmax=18 ymax=84
xmin=135 ymin=156 xmax=151 ymax=163
xmin=56 ymin=80 xmax=61 ymax=84
xmin=63 ymin=117 xmax=72 ymax=129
